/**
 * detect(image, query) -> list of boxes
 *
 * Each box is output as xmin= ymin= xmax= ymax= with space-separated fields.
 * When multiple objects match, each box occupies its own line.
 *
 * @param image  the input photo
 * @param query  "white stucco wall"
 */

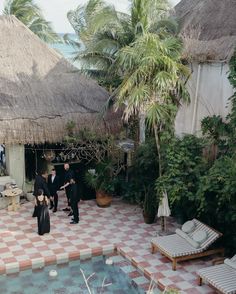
xmin=175 ymin=62 xmax=234 ymax=136
xmin=5 ymin=145 xmax=25 ymax=189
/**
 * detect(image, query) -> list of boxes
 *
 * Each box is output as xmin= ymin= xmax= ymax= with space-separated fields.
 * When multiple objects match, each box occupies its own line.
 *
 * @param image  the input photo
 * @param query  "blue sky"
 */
xmin=0 ymin=0 xmax=180 ymax=33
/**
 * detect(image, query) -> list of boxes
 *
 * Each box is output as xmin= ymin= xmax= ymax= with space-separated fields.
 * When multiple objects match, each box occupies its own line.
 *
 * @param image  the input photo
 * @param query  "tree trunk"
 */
xmin=139 ymin=112 xmax=146 ymax=143
xmin=153 ymin=123 xmax=162 ymax=177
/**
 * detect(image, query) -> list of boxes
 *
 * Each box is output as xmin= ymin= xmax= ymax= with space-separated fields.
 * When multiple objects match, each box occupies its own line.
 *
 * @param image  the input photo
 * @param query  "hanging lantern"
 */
xmin=43 ymin=150 xmax=55 ymax=162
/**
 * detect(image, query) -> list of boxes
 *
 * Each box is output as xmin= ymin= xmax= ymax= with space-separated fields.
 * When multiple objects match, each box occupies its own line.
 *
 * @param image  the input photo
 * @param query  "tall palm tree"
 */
xmin=67 ymin=0 xmax=178 ymax=89
xmin=3 ymin=0 xmax=59 ymax=43
xmin=115 ymin=32 xmax=190 ymax=175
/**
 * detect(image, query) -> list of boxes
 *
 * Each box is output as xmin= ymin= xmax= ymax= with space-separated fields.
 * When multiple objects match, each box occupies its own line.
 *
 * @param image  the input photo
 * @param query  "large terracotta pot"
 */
xmin=96 ymin=190 xmax=112 ymax=207
xmin=143 ymin=211 xmax=156 ymax=224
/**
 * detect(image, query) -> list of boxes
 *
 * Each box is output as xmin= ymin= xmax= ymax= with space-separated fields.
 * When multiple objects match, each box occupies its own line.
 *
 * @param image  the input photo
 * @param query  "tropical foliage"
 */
xmin=156 ymin=135 xmax=206 ymax=221
xmin=84 ymin=159 xmax=117 ymax=194
xmin=121 ymin=138 xmax=158 ymax=204
xmin=67 ymin=0 xmax=178 ymax=89
xmin=3 ymin=0 xmax=59 ymax=43
xmin=67 ymin=1 xmax=190 ymax=222
xmin=115 ymin=32 xmax=190 ymax=176
xmin=156 ymin=52 xmax=236 ymax=254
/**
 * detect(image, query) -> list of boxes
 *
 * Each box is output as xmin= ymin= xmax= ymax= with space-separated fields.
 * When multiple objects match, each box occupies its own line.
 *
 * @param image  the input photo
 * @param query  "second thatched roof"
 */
xmin=0 ymin=16 xmax=120 ymax=145
xmin=174 ymin=0 xmax=236 ymax=62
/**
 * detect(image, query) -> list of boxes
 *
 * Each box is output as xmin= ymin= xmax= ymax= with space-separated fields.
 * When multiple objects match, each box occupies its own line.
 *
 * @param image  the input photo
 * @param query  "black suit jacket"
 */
xmin=33 ymin=175 xmax=50 ymax=197
xmin=70 ymin=183 xmax=80 ymax=202
xmin=48 ymin=174 xmax=60 ymax=196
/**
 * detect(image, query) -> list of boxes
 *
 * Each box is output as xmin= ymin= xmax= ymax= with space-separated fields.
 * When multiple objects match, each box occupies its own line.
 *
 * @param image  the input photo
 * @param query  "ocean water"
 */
xmin=50 ymin=33 xmax=80 ymax=67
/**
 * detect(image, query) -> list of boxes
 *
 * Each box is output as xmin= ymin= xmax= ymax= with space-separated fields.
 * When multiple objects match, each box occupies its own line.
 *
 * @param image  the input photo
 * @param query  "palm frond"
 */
xmin=3 ymin=0 xmax=58 ymax=43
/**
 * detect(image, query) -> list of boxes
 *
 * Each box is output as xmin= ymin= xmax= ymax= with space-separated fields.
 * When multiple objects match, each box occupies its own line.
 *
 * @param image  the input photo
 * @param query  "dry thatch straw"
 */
xmin=173 ymin=0 xmax=236 ymax=62
xmin=0 ymin=16 xmax=121 ymax=145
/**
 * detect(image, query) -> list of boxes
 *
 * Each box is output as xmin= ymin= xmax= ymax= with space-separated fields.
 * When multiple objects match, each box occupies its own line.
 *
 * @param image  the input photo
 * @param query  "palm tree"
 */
xmin=115 ymin=32 xmax=190 ymax=176
xmin=3 ymin=0 xmax=59 ymax=43
xmin=67 ymin=0 xmax=178 ymax=89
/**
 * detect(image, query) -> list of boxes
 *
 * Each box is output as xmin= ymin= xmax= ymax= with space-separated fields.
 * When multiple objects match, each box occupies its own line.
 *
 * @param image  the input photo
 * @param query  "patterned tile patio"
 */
xmin=0 ymin=191 xmax=218 ymax=293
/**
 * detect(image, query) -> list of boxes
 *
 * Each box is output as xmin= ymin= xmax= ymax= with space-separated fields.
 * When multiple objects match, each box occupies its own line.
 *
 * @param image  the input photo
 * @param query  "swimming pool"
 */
xmin=0 ymin=255 xmax=150 ymax=293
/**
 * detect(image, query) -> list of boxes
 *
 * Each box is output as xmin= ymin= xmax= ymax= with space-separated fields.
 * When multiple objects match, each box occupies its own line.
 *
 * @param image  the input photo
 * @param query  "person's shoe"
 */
xmin=68 ymin=211 xmax=73 ymax=216
xmin=53 ymin=209 xmax=57 ymax=213
xmin=49 ymin=205 xmax=53 ymax=210
xmin=62 ymin=207 xmax=70 ymax=211
xmin=70 ymin=221 xmax=78 ymax=224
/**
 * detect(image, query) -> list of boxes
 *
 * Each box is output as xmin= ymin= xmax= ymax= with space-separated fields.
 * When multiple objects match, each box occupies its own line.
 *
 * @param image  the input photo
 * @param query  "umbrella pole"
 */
xmin=161 ymin=216 xmax=167 ymax=232
xmin=161 ymin=216 xmax=164 ymax=231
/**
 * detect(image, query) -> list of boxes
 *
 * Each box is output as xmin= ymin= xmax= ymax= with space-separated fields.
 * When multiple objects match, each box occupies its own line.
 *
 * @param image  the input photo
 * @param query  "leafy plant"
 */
xmin=143 ymin=185 xmax=157 ymax=216
xmin=196 ymin=156 xmax=236 ymax=253
xmin=156 ymin=135 xmax=206 ymax=222
xmin=85 ymin=159 xmax=117 ymax=194
xmin=122 ymin=138 xmax=158 ymax=204
xmin=201 ymin=115 xmax=227 ymax=142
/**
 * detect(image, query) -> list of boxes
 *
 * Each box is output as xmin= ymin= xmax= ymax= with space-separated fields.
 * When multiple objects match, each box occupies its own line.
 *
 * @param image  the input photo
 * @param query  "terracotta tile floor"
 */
xmin=0 ymin=192 xmax=217 ymax=293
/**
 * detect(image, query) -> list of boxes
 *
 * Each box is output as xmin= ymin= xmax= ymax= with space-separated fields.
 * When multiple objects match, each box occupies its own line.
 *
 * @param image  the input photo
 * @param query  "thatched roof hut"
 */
xmin=174 ymin=0 xmax=236 ymax=62
xmin=0 ymin=16 xmax=119 ymax=145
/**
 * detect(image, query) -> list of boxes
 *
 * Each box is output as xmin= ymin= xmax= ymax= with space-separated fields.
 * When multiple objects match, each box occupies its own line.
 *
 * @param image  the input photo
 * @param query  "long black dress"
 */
xmin=36 ymin=195 xmax=50 ymax=235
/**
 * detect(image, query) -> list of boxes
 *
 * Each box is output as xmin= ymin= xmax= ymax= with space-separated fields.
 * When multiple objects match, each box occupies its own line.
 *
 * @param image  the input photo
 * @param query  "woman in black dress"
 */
xmin=34 ymin=189 xmax=50 ymax=235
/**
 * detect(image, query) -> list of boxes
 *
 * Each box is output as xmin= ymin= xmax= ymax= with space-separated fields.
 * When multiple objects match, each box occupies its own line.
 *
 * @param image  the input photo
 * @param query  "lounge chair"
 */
xmin=151 ymin=218 xmax=224 ymax=270
xmin=198 ymin=255 xmax=236 ymax=294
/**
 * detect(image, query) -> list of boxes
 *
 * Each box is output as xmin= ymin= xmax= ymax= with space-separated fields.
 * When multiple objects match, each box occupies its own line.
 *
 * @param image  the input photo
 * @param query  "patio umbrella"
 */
xmin=157 ymin=191 xmax=171 ymax=232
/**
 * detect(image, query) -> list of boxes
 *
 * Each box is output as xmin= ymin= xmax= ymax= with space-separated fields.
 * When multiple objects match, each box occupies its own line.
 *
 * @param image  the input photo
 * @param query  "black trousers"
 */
xmin=65 ymin=187 xmax=71 ymax=206
xmin=50 ymin=193 xmax=58 ymax=210
xmin=71 ymin=199 xmax=79 ymax=223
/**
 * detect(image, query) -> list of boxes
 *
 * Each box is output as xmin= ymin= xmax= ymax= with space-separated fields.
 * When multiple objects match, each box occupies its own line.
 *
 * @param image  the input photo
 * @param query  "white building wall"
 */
xmin=175 ymin=63 xmax=234 ymax=136
xmin=5 ymin=144 xmax=25 ymax=189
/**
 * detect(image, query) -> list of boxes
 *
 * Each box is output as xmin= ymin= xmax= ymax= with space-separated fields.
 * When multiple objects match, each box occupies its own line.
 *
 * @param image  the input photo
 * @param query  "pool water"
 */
xmin=0 ymin=255 xmax=147 ymax=294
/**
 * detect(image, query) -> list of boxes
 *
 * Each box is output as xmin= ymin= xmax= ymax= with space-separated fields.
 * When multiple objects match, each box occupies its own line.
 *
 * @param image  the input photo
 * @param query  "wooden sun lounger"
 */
xmin=151 ymin=219 xmax=224 ymax=270
xmin=198 ymin=256 xmax=236 ymax=294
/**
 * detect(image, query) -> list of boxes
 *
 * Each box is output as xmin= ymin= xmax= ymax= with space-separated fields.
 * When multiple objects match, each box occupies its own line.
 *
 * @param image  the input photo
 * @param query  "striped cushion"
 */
xmin=152 ymin=219 xmax=221 ymax=258
xmin=175 ymin=228 xmax=200 ymax=248
xmin=224 ymin=259 xmax=236 ymax=270
xmin=152 ymin=234 xmax=203 ymax=257
xmin=198 ymin=264 xmax=236 ymax=294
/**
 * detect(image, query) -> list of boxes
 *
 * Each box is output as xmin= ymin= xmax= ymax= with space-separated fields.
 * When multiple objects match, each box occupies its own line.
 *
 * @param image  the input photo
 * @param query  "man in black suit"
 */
xmin=60 ymin=163 xmax=74 ymax=213
xmin=69 ymin=178 xmax=80 ymax=224
xmin=33 ymin=170 xmax=50 ymax=198
xmin=48 ymin=168 xmax=60 ymax=212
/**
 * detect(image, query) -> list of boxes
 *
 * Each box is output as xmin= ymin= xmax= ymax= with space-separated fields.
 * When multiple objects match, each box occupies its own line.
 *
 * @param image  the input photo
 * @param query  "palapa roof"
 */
xmin=174 ymin=0 xmax=236 ymax=62
xmin=0 ymin=16 xmax=120 ymax=145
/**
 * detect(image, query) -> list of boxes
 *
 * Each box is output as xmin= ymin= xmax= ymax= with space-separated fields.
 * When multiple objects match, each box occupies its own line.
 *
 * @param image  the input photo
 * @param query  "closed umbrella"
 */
xmin=158 ymin=191 xmax=171 ymax=232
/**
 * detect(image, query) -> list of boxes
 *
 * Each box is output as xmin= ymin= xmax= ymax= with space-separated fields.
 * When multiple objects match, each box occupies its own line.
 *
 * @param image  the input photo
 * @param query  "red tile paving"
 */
xmin=0 ymin=192 xmax=219 ymax=293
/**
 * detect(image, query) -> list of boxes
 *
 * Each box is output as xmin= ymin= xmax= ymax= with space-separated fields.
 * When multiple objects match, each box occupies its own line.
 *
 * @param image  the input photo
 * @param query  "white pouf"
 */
xmin=182 ymin=220 xmax=195 ymax=234
xmin=105 ymin=258 xmax=113 ymax=265
xmin=192 ymin=230 xmax=208 ymax=244
xmin=49 ymin=270 xmax=58 ymax=277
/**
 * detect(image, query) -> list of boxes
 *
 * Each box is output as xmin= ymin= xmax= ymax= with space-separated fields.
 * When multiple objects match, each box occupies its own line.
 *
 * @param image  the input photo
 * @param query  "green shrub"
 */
xmin=122 ymin=138 xmax=158 ymax=204
xmin=156 ymin=135 xmax=206 ymax=222
xmin=196 ymin=156 xmax=236 ymax=254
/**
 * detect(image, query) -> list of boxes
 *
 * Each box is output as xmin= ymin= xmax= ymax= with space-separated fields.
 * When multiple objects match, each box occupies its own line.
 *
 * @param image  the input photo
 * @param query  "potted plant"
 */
xmin=142 ymin=186 xmax=157 ymax=224
xmin=85 ymin=160 xmax=116 ymax=207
